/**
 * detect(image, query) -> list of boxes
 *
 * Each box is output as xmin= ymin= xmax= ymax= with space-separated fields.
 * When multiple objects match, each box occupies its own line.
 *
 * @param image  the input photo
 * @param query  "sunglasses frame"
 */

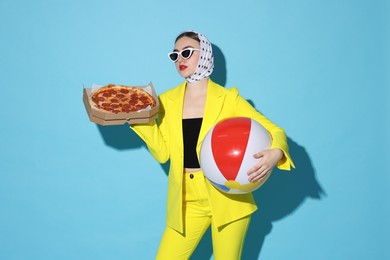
xmin=168 ymin=47 xmax=201 ymax=62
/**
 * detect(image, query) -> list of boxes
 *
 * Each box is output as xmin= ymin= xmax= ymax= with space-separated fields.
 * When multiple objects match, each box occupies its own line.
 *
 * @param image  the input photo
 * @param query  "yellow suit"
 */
xmin=131 ymin=79 xmax=294 ymax=234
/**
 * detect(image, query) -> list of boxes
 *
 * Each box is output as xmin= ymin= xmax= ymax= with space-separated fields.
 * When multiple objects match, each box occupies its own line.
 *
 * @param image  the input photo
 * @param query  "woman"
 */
xmin=130 ymin=31 xmax=294 ymax=260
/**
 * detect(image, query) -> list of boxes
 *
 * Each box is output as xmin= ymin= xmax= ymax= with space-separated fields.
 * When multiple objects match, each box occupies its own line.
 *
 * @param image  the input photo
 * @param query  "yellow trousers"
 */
xmin=156 ymin=171 xmax=251 ymax=260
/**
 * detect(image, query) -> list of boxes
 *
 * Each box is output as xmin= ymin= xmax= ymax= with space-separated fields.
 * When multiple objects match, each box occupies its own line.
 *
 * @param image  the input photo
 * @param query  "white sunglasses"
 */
xmin=168 ymin=48 xmax=201 ymax=62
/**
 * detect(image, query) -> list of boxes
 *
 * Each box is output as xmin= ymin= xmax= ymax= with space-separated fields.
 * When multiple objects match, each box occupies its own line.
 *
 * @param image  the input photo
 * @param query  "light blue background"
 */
xmin=0 ymin=0 xmax=388 ymax=259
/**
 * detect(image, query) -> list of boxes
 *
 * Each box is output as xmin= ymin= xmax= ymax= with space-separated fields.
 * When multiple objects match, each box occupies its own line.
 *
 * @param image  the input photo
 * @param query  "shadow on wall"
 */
xmin=242 ymin=137 xmax=325 ymax=259
xmin=95 ymin=44 xmax=325 ymax=260
xmin=210 ymin=44 xmax=227 ymax=87
xmin=97 ymin=124 xmax=144 ymax=150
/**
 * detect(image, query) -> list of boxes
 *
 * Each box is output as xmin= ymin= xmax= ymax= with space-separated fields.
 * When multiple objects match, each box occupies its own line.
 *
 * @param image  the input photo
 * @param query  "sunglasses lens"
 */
xmin=169 ymin=53 xmax=178 ymax=61
xmin=181 ymin=49 xmax=192 ymax=59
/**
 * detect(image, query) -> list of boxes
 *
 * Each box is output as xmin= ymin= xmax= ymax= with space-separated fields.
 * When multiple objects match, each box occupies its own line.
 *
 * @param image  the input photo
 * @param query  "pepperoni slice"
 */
xmin=116 ymin=93 xmax=125 ymax=98
xmin=102 ymin=92 xmax=112 ymax=97
xmin=120 ymin=89 xmax=130 ymax=94
xmin=110 ymin=98 xmax=119 ymax=103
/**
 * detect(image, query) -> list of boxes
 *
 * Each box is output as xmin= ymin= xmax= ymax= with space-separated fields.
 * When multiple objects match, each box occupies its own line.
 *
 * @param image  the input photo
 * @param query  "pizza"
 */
xmin=91 ymin=84 xmax=156 ymax=114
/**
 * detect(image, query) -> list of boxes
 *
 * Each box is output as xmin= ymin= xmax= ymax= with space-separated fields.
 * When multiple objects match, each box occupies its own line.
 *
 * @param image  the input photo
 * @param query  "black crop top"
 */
xmin=182 ymin=118 xmax=203 ymax=168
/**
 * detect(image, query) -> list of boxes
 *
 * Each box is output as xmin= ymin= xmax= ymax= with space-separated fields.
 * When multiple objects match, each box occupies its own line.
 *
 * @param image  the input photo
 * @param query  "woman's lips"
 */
xmin=179 ymin=65 xmax=187 ymax=71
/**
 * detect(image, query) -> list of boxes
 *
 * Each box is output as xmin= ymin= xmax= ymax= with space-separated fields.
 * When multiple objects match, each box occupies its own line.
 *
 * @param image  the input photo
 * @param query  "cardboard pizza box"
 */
xmin=83 ymin=82 xmax=159 ymax=126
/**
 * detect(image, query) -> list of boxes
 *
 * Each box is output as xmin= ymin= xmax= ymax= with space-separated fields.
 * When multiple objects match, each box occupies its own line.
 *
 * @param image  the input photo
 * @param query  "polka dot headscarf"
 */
xmin=185 ymin=31 xmax=214 ymax=83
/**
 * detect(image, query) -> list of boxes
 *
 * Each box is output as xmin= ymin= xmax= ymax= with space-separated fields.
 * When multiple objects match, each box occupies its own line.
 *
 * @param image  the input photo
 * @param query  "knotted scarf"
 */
xmin=185 ymin=31 xmax=214 ymax=83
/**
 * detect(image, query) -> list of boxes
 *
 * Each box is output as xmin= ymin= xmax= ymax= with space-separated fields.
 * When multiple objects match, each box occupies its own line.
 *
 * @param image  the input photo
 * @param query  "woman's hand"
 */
xmin=247 ymin=148 xmax=284 ymax=182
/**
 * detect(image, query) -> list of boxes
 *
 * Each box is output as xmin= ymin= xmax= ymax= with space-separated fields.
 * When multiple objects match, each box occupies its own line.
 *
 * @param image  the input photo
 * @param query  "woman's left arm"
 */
xmin=229 ymin=88 xmax=295 ymax=182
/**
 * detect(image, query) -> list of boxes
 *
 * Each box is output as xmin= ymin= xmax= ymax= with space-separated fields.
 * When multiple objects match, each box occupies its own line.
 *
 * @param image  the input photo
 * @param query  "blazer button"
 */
xmin=190 ymin=174 xmax=194 ymax=179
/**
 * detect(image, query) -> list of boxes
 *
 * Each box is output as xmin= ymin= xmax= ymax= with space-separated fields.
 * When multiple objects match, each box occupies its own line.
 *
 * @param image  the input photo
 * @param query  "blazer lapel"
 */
xmin=197 ymin=79 xmax=226 ymax=150
xmin=166 ymin=82 xmax=186 ymax=154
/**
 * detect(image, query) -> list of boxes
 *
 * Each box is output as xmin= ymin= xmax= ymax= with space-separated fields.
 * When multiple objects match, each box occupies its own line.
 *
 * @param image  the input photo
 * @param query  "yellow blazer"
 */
xmin=131 ymin=79 xmax=294 ymax=234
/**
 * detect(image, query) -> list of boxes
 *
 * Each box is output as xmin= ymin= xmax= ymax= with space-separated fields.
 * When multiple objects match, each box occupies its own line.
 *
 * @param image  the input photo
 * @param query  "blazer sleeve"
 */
xmin=129 ymin=96 xmax=170 ymax=164
xmin=228 ymin=87 xmax=295 ymax=170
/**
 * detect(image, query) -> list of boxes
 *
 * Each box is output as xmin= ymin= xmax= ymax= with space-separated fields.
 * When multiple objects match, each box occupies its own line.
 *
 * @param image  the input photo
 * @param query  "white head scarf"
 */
xmin=185 ymin=31 xmax=214 ymax=83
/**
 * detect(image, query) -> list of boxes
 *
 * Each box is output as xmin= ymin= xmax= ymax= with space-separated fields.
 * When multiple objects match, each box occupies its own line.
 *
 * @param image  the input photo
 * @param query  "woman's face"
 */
xmin=173 ymin=36 xmax=200 ymax=78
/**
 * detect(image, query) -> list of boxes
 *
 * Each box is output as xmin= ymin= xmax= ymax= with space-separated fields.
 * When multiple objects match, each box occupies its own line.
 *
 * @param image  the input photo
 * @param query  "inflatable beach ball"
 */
xmin=200 ymin=117 xmax=271 ymax=194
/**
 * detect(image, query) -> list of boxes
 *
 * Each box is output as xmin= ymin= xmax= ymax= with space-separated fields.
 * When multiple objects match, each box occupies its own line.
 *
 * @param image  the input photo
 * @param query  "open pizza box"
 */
xmin=83 ymin=82 xmax=159 ymax=126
